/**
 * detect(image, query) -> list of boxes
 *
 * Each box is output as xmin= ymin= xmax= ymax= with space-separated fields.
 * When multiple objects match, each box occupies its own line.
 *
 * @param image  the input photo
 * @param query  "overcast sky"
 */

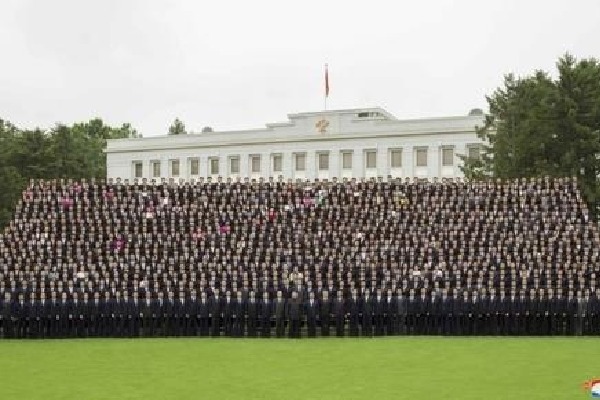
xmin=1 ymin=0 xmax=599 ymax=136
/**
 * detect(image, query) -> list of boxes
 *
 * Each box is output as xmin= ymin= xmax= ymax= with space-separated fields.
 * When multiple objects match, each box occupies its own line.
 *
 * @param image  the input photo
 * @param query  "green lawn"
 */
xmin=0 ymin=338 xmax=597 ymax=400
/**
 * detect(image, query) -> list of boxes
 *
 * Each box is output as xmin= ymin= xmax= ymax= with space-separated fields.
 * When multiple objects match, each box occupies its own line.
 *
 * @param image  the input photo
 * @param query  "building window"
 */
xmin=295 ymin=153 xmax=306 ymax=171
xmin=318 ymin=153 xmax=329 ymax=170
xmin=189 ymin=158 xmax=199 ymax=176
xmin=251 ymin=155 xmax=261 ymax=173
xmin=416 ymin=148 xmax=428 ymax=167
xmin=342 ymin=152 xmax=353 ymax=169
xmin=468 ymin=145 xmax=481 ymax=161
xmin=151 ymin=161 xmax=161 ymax=178
xmin=272 ymin=154 xmax=282 ymax=172
xmin=390 ymin=149 xmax=402 ymax=168
xmin=170 ymin=159 xmax=180 ymax=177
xmin=442 ymin=148 xmax=454 ymax=167
xmin=133 ymin=162 xmax=143 ymax=178
xmin=209 ymin=158 xmax=219 ymax=175
xmin=230 ymin=156 xmax=240 ymax=174
xmin=365 ymin=151 xmax=377 ymax=169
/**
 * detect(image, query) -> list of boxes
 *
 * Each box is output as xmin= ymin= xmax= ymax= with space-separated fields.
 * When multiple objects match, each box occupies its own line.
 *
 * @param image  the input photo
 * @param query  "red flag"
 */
xmin=325 ymin=64 xmax=329 ymax=97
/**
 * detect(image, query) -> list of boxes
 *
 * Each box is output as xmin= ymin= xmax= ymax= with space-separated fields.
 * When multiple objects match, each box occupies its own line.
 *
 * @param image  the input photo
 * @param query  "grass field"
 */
xmin=0 ymin=337 xmax=598 ymax=400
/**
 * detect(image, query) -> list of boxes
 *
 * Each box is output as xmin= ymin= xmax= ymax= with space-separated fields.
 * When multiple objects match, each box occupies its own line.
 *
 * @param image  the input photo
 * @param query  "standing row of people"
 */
xmin=2 ymin=288 xmax=599 ymax=339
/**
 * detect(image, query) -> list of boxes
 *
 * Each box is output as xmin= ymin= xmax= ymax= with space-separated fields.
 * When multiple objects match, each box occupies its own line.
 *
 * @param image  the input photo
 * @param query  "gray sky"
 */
xmin=1 ymin=0 xmax=599 ymax=136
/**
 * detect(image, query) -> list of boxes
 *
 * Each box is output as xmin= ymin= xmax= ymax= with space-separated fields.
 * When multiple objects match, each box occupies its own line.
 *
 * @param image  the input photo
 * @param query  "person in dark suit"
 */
xmin=142 ymin=292 xmax=153 ymax=337
xmin=553 ymin=291 xmax=566 ymax=336
xmin=131 ymin=292 xmax=141 ymax=337
xmin=90 ymin=292 xmax=102 ymax=337
xmin=41 ymin=292 xmax=52 ymax=339
xmin=487 ymin=290 xmax=499 ymax=336
xmin=417 ymin=290 xmax=429 ymax=335
xmin=28 ymin=294 xmax=40 ymax=339
xmin=429 ymin=291 xmax=441 ymax=336
xmin=407 ymin=290 xmax=418 ymax=335
xmin=118 ymin=292 xmax=129 ymax=337
xmin=361 ymin=289 xmax=374 ymax=337
xmin=232 ymin=291 xmax=245 ymax=337
xmin=456 ymin=291 xmax=468 ymax=336
xmin=15 ymin=293 xmax=27 ymax=338
xmin=260 ymin=291 xmax=272 ymax=338
xmin=508 ymin=291 xmax=519 ymax=336
xmin=305 ymin=291 xmax=318 ymax=338
xmin=222 ymin=291 xmax=234 ymax=337
xmin=72 ymin=292 xmax=84 ymax=338
xmin=199 ymin=292 xmax=210 ymax=337
xmin=81 ymin=292 xmax=91 ymax=338
xmin=287 ymin=291 xmax=302 ymax=338
xmin=517 ymin=291 xmax=527 ymax=336
xmin=274 ymin=291 xmax=286 ymax=338
xmin=591 ymin=289 xmax=600 ymax=335
xmin=469 ymin=291 xmax=480 ymax=335
xmin=174 ymin=292 xmax=186 ymax=337
xmin=112 ymin=291 xmax=123 ymax=338
xmin=246 ymin=291 xmax=258 ymax=338
xmin=210 ymin=290 xmax=222 ymax=337
xmin=576 ymin=291 xmax=588 ymax=336
xmin=0 ymin=293 xmax=8 ymax=338
xmin=530 ymin=289 xmax=541 ymax=336
xmin=101 ymin=292 xmax=113 ymax=337
xmin=440 ymin=290 xmax=451 ymax=335
xmin=539 ymin=289 xmax=550 ymax=336
xmin=384 ymin=289 xmax=396 ymax=336
xmin=348 ymin=290 xmax=360 ymax=337
xmin=374 ymin=289 xmax=386 ymax=336
xmin=165 ymin=292 xmax=176 ymax=337
xmin=396 ymin=289 xmax=408 ymax=336
xmin=187 ymin=291 xmax=199 ymax=336
xmin=333 ymin=291 xmax=345 ymax=337
xmin=59 ymin=292 xmax=71 ymax=338
xmin=319 ymin=291 xmax=331 ymax=337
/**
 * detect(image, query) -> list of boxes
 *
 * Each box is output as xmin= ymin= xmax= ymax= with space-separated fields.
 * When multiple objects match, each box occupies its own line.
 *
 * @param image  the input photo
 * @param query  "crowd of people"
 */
xmin=1 ymin=175 xmax=599 ymax=338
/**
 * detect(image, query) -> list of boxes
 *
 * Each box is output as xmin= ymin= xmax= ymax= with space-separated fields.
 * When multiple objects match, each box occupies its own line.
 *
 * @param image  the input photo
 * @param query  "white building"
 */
xmin=105 ymin=107 xmax=485 ymax=182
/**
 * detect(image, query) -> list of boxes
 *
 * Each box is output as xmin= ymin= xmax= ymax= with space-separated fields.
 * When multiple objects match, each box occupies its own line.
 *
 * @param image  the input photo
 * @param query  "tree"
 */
xmin=461 ymin=53 xmax=600 ymax=214
xmin=168 ymin=118 xmax=187 ymax=135
xmin=0 ymin=117 xmax=140 ymax=228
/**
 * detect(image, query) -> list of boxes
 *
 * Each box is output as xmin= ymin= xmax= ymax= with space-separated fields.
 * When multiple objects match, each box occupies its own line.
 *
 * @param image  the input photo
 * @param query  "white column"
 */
xmin=306 ymin=151 xmax=316 ymax=180
xmin=378 ymin=146 xmax=388 ymax=178
xmin=430 ymin=143 xmax=441 ymax=179
xmin=404 ymin=146 xmax=414 ymax=178
xmin=330 ymin=150 xmax=340 ymax=180
xmin=284 ymin=152 xmax=294 ymax=180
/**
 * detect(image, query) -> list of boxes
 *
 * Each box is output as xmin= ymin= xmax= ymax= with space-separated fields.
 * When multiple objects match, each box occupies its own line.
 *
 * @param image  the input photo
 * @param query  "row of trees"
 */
xmin=462 ymin=53 xmax=600 ymax=216
xmin=0 ymin=118 xmax=140 ymax=227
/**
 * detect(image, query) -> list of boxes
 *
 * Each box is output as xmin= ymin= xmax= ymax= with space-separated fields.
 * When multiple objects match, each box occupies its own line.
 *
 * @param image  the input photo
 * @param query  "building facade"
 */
xmin=105 ymin=108 xmax=485 ymax=182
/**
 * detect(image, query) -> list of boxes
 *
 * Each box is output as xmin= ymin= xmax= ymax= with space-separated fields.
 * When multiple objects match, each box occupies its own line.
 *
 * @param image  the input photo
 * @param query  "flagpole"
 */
xmin=324 ymin=63 xmax=329 ymax=111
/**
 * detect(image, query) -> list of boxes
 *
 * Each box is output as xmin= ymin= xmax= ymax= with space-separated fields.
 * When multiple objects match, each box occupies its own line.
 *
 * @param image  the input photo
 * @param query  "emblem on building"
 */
xmin=315 ymin=119 xmax=330 ymax=133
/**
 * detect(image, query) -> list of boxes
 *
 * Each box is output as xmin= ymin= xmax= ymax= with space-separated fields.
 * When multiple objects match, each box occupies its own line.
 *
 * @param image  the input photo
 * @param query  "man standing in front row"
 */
xmin=305 ymin=291 xmax=318 ymax=338
xmin=287 ymin=291 xmax=301 ymax=338
xmin=275 ymin=291 xmax=286 ymax=338
xmin=246 ymin=291 xmax=258 ymax=338
xmin=260 ymin=292 xmax=272 ymax=338
xmin=319 ymin=291 xmax=331 ymax=337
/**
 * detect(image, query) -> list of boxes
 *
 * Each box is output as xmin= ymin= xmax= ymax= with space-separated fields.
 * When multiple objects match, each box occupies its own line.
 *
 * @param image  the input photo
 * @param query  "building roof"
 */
xmin=105 ymin=107 xmax=484 ymax=154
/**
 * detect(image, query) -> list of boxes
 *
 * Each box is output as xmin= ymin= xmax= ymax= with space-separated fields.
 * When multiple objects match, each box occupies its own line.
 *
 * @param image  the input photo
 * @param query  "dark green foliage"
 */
xmin=0 ymin=118 xmax=139 ymax=229
xmin=461 ymin=53 xmax=600 ymax=216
